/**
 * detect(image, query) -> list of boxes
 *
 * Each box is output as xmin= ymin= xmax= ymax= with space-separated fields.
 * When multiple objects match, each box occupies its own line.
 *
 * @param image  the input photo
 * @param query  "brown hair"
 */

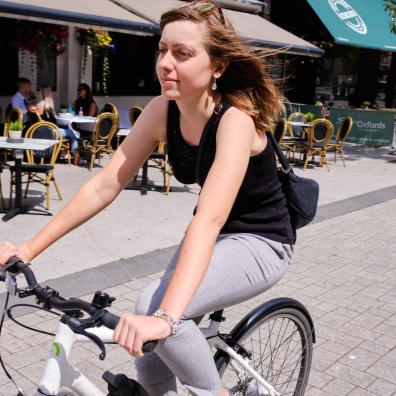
xmin=160 ymin=1 xmax=284 ymax=132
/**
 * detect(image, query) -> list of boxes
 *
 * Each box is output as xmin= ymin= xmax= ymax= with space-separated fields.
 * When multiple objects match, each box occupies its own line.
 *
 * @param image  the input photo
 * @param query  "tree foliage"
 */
xmin=385 ymin=0 xmax=396 ymax=33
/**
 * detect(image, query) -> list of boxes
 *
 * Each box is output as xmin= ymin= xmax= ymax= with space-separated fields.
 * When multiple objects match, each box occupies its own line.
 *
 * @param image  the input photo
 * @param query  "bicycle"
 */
xmin=0 ymin=257 xmax=315 ymax=396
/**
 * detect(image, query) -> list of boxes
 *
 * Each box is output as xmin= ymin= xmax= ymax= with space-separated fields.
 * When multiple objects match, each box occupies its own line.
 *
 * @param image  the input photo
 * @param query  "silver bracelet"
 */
xmin=153 ymin=308 xmax=178 ymax=336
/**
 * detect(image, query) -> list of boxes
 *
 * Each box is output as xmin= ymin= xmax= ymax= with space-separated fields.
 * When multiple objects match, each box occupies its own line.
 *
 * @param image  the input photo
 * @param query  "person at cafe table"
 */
xmin=73 ymin=83 xmax=98 ymax=117
xmin=10 ymin=77 xmax=37 ymax=123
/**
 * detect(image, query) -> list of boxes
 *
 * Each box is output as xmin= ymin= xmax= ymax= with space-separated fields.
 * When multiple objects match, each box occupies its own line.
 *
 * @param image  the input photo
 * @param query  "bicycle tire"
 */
xmin=215 ymin=303 xmax=314 ymax=396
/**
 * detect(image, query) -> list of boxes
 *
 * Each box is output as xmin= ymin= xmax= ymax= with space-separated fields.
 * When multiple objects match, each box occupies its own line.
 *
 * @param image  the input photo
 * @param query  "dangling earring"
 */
xmin=212 ymin=79 xmax=217 ymax=91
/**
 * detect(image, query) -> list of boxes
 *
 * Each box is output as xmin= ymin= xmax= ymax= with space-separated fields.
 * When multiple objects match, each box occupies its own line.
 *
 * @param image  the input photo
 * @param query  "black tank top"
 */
xmin=167 ymin=100 xmax=294 ymax=244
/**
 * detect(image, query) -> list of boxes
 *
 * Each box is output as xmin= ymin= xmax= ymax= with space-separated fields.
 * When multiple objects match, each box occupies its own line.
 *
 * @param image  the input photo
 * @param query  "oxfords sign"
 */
xmin=290 ymin=105 xmax=395 ymax=146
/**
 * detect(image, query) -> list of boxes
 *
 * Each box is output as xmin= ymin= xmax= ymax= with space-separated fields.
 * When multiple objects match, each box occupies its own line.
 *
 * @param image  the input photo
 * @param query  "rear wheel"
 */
xmin=216 ymin=307 xmax=313 ymax=395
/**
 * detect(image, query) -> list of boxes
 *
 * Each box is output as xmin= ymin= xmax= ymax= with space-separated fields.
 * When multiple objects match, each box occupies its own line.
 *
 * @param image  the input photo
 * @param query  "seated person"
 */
xmin=73 ymin=83 xmax=98 ymax=117
xmin=36 ymin=85 xmax=79 ymax=161
xmin=10 ymin=77 xmax=37 ymax=123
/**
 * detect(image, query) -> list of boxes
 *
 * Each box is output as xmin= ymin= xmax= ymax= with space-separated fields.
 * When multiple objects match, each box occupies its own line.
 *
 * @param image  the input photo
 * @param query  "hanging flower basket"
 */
xmin=76 ymin=28 xmax=115 ymax=95
xmin=11 ymin=21 xmax=68 ymax=57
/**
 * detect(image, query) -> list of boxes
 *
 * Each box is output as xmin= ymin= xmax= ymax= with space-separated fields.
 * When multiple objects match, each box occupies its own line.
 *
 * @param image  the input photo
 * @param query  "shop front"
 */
xmin=271 ymin=0 xmax=396 ymax=108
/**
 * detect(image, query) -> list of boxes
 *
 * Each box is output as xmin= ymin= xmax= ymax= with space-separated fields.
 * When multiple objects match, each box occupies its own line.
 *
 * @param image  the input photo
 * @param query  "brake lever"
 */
xmin=73 ymin=326 xmax=107 ymax=360
xmin=61 ymin=309 xmax=108 ymax=360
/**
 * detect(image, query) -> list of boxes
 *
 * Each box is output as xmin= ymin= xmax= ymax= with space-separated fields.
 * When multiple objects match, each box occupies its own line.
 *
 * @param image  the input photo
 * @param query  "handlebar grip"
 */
xmin=101 ymin=311 xmax=120 ymax=329
xmin=5 ymin=256 xmax=25 ymax=273
xmin=101 ymin=312 xmax=157 ymax=352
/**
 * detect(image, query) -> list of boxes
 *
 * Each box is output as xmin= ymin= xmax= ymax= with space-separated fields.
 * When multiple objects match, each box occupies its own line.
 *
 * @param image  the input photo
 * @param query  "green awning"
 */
xmin=306 ymin=0 xmax=396 ymax=51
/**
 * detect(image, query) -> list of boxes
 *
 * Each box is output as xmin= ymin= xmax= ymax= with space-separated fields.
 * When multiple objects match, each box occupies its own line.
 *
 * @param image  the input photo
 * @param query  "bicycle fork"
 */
xmin=34 ymin=323 xmax=112 ymax=396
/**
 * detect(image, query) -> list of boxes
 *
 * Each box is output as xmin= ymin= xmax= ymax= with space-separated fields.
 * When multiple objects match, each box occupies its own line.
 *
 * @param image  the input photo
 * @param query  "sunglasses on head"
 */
xmin=190 ymin=1 xmax=226 ymax=25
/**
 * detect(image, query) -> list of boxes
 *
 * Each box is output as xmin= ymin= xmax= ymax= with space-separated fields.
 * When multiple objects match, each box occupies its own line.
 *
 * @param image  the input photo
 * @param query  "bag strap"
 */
xmin=195 ymin=101 xmax=231 ymax=184
xmin=265 ymin=131 xmax=292 ymax=174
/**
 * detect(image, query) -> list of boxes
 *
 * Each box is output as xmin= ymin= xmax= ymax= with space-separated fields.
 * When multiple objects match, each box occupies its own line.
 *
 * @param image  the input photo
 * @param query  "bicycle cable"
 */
xmin=6 ymin=303 xmax=61 ymax=336
xmin=0 ymin=291 xmax=26 ymax=396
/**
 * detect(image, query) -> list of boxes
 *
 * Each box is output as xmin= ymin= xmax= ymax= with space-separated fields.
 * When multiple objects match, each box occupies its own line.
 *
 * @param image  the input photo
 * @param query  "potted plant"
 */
xmin=305 ymin=112 xmax=316 ymax=122
xmin=362 ymin=101 xmax=371 ymax=110
xmin=7 ymin=120 xmax=24 ymax=142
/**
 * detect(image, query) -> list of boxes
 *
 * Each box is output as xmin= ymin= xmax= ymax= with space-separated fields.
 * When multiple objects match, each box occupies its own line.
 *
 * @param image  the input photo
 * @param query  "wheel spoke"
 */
xmin=217 ymin=309 xmax=313 ymax=396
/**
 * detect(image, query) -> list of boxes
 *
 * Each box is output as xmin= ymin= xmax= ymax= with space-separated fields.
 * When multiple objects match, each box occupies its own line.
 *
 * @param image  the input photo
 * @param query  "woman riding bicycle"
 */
xmin=0 ymin=2 xmax=294 ymax=395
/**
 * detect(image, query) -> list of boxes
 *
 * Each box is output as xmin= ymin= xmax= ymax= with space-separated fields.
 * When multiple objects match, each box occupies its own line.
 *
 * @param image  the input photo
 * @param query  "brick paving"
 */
xmin=0 ymin=198 xmax=395 ymax=395
xmin=0 ymin=145 xmax=396 ymax=395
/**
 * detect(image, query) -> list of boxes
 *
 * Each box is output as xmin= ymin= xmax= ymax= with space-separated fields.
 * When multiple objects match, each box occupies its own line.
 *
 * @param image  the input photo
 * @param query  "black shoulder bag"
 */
xmin=266 ymin=131 xmax=319 ymax=230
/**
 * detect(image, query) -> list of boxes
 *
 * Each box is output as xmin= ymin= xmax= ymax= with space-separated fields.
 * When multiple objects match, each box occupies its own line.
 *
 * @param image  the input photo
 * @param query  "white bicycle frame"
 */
xmin=4 ymin=274 xmax=279 ymax=396
xmin=31 ymin=319 xmax=279 ymax=396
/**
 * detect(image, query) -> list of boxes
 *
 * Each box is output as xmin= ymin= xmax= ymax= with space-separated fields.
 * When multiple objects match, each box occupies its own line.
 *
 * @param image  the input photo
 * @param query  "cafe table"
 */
xmin=116 ymin=128 xmax=166 ymax=195
xmin=0 ymin=137 xmax=58 ymax=221
xmin=55 ymin=114 xmax=97 ymax=138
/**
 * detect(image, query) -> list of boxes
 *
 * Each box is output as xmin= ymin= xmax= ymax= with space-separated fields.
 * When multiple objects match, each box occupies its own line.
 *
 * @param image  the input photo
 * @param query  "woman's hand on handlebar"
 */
xmin=0 ymin=242 xmax=33 ymax=268
xmin=113 ymin=314 xmax=171 ymax=358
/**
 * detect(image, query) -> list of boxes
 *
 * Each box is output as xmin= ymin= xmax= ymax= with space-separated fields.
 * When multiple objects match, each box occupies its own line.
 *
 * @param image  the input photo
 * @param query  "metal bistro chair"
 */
xmin=2 ymin=107 xmax=24 ymax=162
xmin=101 ymin=102 xmax=121 ymax=151
xmin=273 ymin=118 xmax=295 ymax=159
xmin=9 ymin=121 xmax=63 ymax=210
xmin=286 ymin=112 xmax=307 ymax=162
xmin=0 ymin=164 xmax=5 ymax=209
xmin=327 ymin=116 xmax=353 ymax=166
xmin=27 ymin=110 xmax=42 ymax=125
xmin=129 ymin=106 xmax=143 ymax=126
xmin=287 ymin=112 xmax=307 ymax=139
xmin=81 ymin=112 xmax=118 ymax=172
xmin=3 ymin=107 xmax=23 ymax=137
xmin=301 ymin=118 xmax=334 ymax=172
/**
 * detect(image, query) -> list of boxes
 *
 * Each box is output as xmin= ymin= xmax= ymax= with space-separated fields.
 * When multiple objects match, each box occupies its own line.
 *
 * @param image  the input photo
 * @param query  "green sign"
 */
xmin=288 ymin=104 xmax=395 ymax=146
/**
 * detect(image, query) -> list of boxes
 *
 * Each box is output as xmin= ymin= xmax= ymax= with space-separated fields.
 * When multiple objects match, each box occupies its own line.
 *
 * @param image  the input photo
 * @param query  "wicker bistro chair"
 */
xmin=273 ymin=118 xmax=296 ymax=158
xmin=301 ymin=118 xmax=334 ymax=172
xmin=287 ymin=112 xmax=307 ymax=139
xmin=0 ymin=164 xmax=5 ymax=209
xmin=150 ymin=142 xmax=173 ymax=194
xmin=129 ymin=106 xmax=143 ymax=126
xmin=3 ymin=107 xmax=23 ymax=137
xmin=284 ymin=112 xmax=308 ymax=163
xmin=80 ymin=112 xmax=118 ymax=172
xmin=273 ymin=118 xmax=287 ymax=143
xmin=27 ymin=110 xmax=42 ymax=125
xmin=327 ymin=116 xmax=353 ymax=166
xmin=9 ymin=121 xmax=63 ymax=210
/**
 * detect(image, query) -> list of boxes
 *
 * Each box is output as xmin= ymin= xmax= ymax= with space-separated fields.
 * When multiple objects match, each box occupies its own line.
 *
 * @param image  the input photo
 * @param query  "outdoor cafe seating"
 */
xmin=274 ymin=111 xmax=353 ymax=171
xmin=9 ymin=121 xmax=63 ymax=210
xmin=79 ymin=112 xmax=118 ymax=172
xmin=327 ymin=116 xmax=353 ymax=167
xmin=300 ymin=118 xmax=333 ymax=171
xmin=0 ymin=163 xmax=5 ymax=208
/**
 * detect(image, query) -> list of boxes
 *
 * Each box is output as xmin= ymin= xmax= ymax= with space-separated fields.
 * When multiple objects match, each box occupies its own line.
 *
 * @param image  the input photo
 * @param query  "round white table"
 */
xmin=55 ymin=114 xmax=97 ymax=138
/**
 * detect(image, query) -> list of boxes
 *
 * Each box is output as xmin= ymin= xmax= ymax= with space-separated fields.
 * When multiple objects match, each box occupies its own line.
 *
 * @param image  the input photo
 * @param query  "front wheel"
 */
xmin=215 ymin=302 xmax=314 ymax=396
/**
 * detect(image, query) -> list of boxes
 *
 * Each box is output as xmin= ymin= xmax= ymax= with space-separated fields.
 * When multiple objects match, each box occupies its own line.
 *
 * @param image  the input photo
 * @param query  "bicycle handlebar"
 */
xmin=2 ymin=257 xmax=157 ymax=354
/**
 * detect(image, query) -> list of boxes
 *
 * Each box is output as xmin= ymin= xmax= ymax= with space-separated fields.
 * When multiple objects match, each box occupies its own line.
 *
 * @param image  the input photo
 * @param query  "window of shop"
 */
xmin=0 ymin=17 xmax=18 ymax=96
xmin=37 ymin=51 xmax=57 ymax=90
xmin=315 ymin=44 xmax=359 ymax=106
xmin=92 ymin=33 xmax=160 ymax=96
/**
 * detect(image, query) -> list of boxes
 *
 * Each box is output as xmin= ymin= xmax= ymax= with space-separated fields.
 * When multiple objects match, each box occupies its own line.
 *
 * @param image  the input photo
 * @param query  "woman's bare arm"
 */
xmin=0 ymin=96 xmax=168 ymax=264
xmin=159 ymin=107 xmax=257 ymax=320
xmin=89 ymin=102 xmax=97 ymax=117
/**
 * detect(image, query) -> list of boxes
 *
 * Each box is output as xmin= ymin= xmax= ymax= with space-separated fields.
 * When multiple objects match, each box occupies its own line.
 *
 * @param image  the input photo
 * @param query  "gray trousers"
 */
xmin=134 ymin=233 xmax=293 ymax=396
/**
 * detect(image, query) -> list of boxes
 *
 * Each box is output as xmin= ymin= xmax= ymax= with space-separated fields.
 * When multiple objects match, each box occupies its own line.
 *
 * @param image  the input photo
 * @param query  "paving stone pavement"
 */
xmin=0 ymin=197 xmax=396 ymax=395
xmin=0 ymin=144 xmax=396 ymax=395
xmin=0 ymin=144 xmax=395 ymax=286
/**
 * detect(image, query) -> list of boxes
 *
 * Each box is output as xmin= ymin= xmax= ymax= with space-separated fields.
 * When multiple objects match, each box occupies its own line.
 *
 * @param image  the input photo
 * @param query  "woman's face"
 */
xmin=78 ymin=88 xmax=87 ymax=98
xmin=156 ymin=20 xmax=219 ymax=100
